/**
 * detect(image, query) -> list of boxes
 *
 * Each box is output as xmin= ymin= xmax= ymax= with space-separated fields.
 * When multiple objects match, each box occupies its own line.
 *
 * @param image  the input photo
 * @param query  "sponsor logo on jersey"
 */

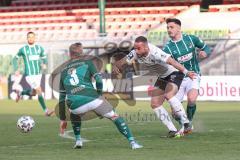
xmin=28 ymin=55 xmax=40 ymax=61
xmin=177 ymin=52 xmax=193 ymax=63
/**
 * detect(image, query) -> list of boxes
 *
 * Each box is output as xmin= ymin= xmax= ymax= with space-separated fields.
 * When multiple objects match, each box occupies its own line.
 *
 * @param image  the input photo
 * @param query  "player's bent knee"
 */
xmin=151 ymin=103 xmax=160 ymax=109
xmin=31 ymin=89 xmax=37 ymax=96
xmin=103 ymin=110 xmax=119 ymax=120
xmin=35 ymin=87 xmax=42 ymax=95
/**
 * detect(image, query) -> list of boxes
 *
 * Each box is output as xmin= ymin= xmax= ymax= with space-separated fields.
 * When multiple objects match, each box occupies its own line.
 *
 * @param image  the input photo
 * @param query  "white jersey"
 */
xmin=126 ymin=43 xmax=177 ymax=78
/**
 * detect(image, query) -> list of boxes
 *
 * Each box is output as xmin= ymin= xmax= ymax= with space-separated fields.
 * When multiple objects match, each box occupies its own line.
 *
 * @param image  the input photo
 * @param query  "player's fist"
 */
xmin=14 ymin=70 xmax=21 ymax=77
xmin=41 ymin=64 xmax=47 ymax=70
xmin=198 ymin=51 xmax=208 ymax=59
xmin=59 ymin=120 xmax=67 ymax=135
xmin=187 ymin=71 xmax=196 ymax=80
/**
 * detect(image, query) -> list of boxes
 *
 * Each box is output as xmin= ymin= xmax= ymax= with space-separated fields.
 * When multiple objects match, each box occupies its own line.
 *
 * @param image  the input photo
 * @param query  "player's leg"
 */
xmin=14 ymin=89 xmax=31 ymax=102
xmin=27 ymin=75 xmax=53 ymax=116
xmin=186 ymin=89 xmax=198 ymax=122
xmin=152 ymin=77 xmax=178 ymax=136
xmin=186 ymin=75 xmax=200 ymax=128
xmin=151 ymin=88 xmax=178 ymax=134
xmin=70 ymin=113 xmax=82 ymax=149
xmin=94 ymin=97 xmax=143 ymax=149
xmin=35 ymin=86 xmax=53 ymax=116
xmin=164 ymin=72 xmax=191 ymax=134
xmin=172 ymin=78 xmax=187 ymax=125
xmin=165 ymin=83 xmax=189 ymax=128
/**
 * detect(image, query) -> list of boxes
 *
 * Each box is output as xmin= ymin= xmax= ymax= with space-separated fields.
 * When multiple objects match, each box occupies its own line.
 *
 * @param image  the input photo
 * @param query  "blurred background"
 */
xmin=0 ymin=0 xmax=239 ymax=101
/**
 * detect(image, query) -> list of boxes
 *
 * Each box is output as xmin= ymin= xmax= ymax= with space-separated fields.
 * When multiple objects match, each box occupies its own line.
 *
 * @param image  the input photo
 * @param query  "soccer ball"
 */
xmin=17 ymin=116 xmax=35 ymax=133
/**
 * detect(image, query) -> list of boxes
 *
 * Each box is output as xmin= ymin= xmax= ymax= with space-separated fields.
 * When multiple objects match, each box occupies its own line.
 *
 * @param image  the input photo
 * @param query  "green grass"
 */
xmin=0 ymin=100 xmax=239 ymax=160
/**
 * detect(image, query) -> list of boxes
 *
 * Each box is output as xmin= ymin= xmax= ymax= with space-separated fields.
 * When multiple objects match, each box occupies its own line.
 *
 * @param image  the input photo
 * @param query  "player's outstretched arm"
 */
xmin=198 ymin=50 xmax=208 ymax=59
xmin=59 ymin=73 xmax=67 ymax=135
xmin=166 ymin=56 xmax=196 ymax=79
xmin=111 ymin=56 xmax=128 ymax=74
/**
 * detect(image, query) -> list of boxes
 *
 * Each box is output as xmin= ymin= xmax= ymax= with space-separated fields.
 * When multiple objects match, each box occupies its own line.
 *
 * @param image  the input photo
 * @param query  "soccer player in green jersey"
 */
xmin=12 ymin=32 xmax=54 ymax=116
xmin=58 ymin=42 xmax=143 ymax=149
xmin=163 ymin=18 xmax=211 ymax=130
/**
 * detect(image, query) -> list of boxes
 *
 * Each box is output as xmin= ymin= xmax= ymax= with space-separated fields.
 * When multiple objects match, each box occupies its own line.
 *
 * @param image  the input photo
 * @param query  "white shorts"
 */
xmin=175 ymin=74 xmax=201 ymax=102
xmin=25 ymin=75 xmax=42 ymax=89
xmin=70 ymin=96 xmax=113 ymax=116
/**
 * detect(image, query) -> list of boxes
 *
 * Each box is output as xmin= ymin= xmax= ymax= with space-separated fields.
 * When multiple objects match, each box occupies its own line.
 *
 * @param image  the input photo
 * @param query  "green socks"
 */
xmin=114 ymin=117 xmax=134 ymax=142
xmin=38 ymin=95 xmax=47 ymax=111
xmin=187 ymin=104 xmax=196 ymax=121
xmin=22 ymin=90 xmax=47 ymax=112
xmin=70 ymin=113 xmax=81 ymax=141
xmin=21 ymin=89 xmax=31 ymax=96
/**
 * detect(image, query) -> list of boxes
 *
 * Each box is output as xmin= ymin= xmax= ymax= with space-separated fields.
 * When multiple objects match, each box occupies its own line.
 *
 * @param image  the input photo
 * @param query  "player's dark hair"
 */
xmin=166 ymin=18 xmax=181 ymax=26
xmin=69 ymin=42 xmax=83 ymax=57
xmin=135 ymin=36 xmax=148 ymax=44
xmin=27 ymin=31 xmax=35 ymax=36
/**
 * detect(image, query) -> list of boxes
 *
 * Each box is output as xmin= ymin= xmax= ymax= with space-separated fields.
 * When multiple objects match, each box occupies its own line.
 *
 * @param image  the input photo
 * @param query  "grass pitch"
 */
xmin=0 ymin=100 xmax=239 ymax=160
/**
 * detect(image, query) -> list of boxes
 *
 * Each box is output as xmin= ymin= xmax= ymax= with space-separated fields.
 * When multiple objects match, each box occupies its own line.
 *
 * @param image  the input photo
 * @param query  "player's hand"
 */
xmin=187 ymin=71 xmax=196 ymax=80
xmin=59 ymin=120 xmax=67 ymax=135
xmin=41 ymin=64 xmax=47 ymax=70
xmin=14 ymin=70 xmax=21 ymax=77
xmin=198 ymin=51 xmax=208 ymax=59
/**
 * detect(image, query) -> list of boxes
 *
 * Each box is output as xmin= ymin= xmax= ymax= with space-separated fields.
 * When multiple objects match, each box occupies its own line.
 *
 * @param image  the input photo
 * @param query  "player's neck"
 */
xmin=171 ymin=34 xmax=182 ymax=42
xmin=28 ymin=43 xmax=35 ymax=46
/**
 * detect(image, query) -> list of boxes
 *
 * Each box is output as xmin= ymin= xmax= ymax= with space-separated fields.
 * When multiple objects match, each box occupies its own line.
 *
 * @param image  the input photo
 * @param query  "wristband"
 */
xmin=183 ymin=69 xmax=188 ymax=75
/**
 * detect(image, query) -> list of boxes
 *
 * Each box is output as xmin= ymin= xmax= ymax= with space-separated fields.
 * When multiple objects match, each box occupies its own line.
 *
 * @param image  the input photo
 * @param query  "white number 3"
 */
xmin=69 ymin=69 xmax=79 ymax=85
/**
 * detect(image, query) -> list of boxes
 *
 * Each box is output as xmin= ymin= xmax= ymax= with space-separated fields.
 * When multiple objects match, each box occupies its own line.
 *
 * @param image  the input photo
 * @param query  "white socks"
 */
xmin=168 ymin=96 xmax=189 ymax=124
xmin=153 ymin=106 xmax=177 ymax=132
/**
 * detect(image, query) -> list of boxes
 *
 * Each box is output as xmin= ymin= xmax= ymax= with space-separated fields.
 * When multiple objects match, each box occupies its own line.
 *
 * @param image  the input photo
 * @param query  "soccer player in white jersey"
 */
xmin=112 ymin=36 xmax=196 ymax=137
xmin=163 ymin=18 xmax=211 ymax=129
xmin=12 ymin=32 xmax=54 ymax=116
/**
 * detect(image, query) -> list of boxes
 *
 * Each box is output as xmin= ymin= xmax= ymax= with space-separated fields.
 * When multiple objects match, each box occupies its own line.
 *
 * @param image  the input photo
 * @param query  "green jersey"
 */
xmin=13 ymin=44 xmax=47 ymax=76
xmin=163 ymin=34 xmax=211 ymax=74
xmin=59 ymin=59 xmax=103 ymax=110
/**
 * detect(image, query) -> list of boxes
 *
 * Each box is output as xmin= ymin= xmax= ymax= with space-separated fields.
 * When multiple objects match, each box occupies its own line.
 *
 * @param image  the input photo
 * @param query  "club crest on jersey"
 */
xmin=173 ymin=50 xmax=178 ymax=54
xmin=189 ymin=44 xmax=193 ymax=48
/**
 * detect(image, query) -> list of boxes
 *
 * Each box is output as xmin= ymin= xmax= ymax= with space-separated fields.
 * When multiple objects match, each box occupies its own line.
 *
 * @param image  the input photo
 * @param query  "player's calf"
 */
xmin=14 ymin=90 xmax=22 ymax=103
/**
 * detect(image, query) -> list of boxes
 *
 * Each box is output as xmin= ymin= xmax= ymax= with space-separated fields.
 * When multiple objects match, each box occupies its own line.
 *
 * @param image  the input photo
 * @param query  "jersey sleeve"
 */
xmin=88 ymin=60 xmax=103 ymax=92
xmin=190 ymin=35 xmax=211 ymax=56
xmin=154 ymin=46 xmax=171 ymax=63
xmin=12 ymin=48 xmax=23 ymax=72
xmin=39 ymin=45 xmax=47 ymax=64
xmin=126 ymin=50 xmax=137 ymax=64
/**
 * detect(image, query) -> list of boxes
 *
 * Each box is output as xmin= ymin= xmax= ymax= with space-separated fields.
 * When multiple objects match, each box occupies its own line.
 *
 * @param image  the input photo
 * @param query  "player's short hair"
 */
xmin=69 ymin=42 xmax=83 ymax=57
xmin=135 ymin=36 xmax=148 ymax=44
xmin=27 ymin=31 xmax=35 ymax=36
xmin=166 ymin=18 xmax=181 ymax=26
